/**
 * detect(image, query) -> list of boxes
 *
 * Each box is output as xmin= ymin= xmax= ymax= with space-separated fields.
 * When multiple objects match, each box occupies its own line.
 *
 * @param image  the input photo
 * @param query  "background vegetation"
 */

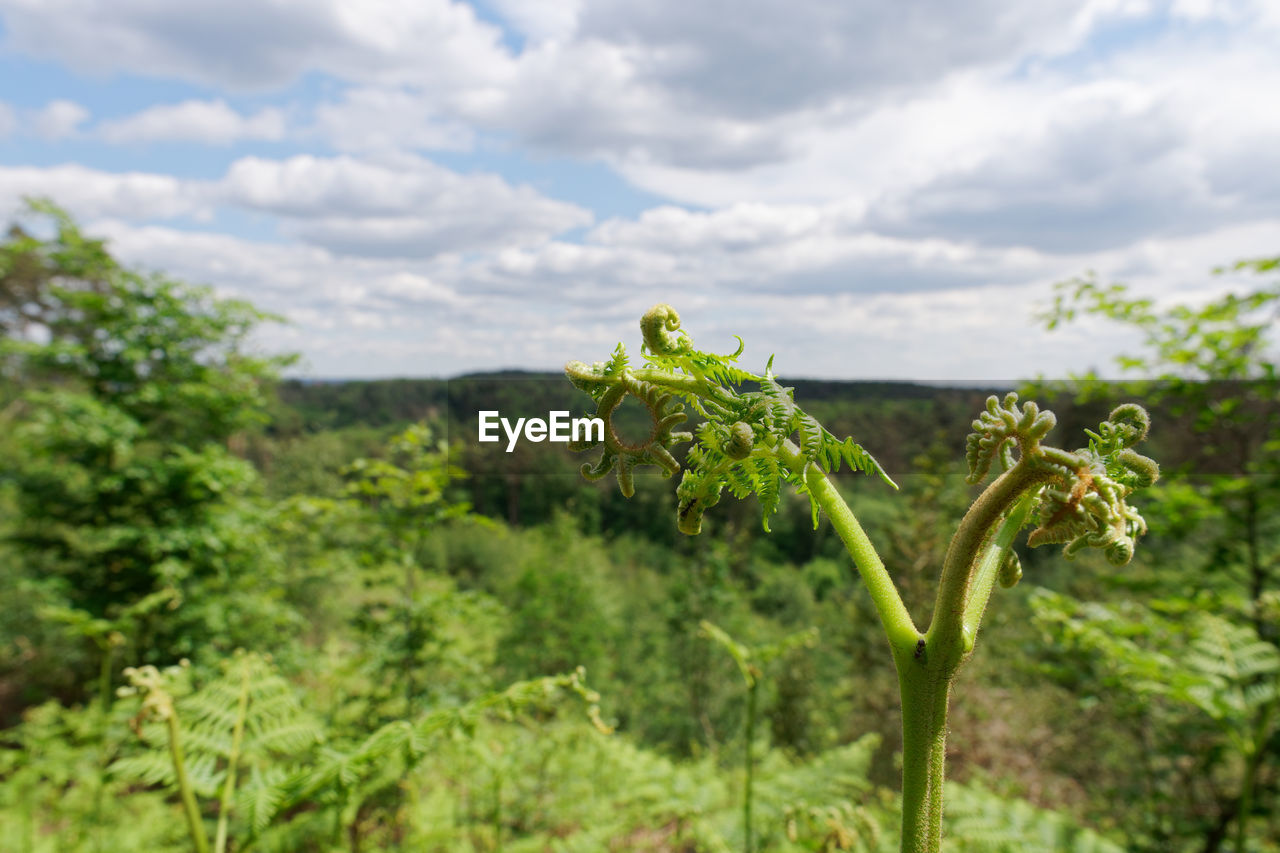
xmin=1 ymin=203 xmax=1276 ymax=850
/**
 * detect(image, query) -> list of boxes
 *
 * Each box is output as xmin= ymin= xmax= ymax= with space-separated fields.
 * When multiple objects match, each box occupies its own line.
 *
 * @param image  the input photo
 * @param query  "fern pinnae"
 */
xmin=751 ymin=454 xmax=783 ymax=531
xmin=236 ymin=765 xmax=287 ymax=837
xmin=725 ymin=460 xmax=755 ymax=500
xmin=568 ymin=305 xmax=895 ymax=535
xmin=797 ymin=410 xmax=823 ymax=462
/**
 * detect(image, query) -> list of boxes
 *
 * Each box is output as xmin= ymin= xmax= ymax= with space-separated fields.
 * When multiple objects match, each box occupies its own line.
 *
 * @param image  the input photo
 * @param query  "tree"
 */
xmin=342 ymin=423 xmax=475 ymax=717
xmin=1041 ymin=258 xmax=1280 ymax=625
xmin=1037 ymin=257 xmax=1280 ymax=851
xmin=0 ymin=200 xmax=294 ymax=705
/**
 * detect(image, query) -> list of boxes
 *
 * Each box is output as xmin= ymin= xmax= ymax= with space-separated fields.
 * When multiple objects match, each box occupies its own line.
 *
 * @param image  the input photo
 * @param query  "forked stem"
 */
xmin=781 ymin=447 xmax=1046 ymax=853
xmin=567 ymin=309 xmax=1159 ymax=853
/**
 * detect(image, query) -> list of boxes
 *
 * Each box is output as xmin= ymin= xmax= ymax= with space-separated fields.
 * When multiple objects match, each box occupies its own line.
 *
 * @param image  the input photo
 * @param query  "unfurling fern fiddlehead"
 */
xmin=565 ymin=303 xmax=895 ymax=535
xmin=963 ymin=393 xmax=1158 ymax=569
xmin=565 ymin=306 xmax=1161 ymax=853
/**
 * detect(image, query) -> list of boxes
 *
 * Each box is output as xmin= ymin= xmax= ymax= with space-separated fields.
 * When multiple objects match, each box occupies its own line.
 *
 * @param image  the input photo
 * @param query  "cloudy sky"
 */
xmin=1 ymin=0 xmax=1277 ymax=380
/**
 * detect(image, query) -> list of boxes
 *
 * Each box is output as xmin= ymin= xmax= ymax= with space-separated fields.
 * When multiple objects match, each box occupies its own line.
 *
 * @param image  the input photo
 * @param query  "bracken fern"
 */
xmin=564 ymin=305 xmax=1160 ymax=853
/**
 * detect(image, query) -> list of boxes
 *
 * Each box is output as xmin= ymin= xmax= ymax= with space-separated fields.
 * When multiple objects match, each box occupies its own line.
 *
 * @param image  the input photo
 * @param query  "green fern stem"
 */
xmin=929 ymin=459 xmax=1054 ymax=672
xmin=166 ymin=711 xmax=212 ymax=853
xmin=214 ymin=660 xmax=251 ymax=853
xmin=1238 ymin=701 xmax=1275 ymax=853
xmin=959 ymin=492 xmax=1037 ymax=653
xmin=786 ymin=438 xmax=1057 ymax=853
xmin=774 ymin=438 xmax=918 ymax=651
xmin=567 ymin=310 xmax=1160 ymax=853
xmin=892 ymin=462 xmax=1052 ymax=853
xmin=895 ymin=660 xmax=950 ymax=853
xmin=774 ymin=439 xmax=955 ymax=853
xmin=744 ymin=672 xmax=758 ymax=853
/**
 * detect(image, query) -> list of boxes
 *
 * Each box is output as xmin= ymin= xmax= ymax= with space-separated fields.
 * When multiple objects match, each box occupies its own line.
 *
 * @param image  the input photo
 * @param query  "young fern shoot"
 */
xmin=565 ymin=305 xmax=1160 ymax=853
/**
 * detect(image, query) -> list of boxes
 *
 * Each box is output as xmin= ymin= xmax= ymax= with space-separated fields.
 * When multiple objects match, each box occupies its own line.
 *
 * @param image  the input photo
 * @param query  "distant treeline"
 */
xmin=272 ymin=373 xmax=1231 ymax=536
xmin=276 ymin=372 xmax=1002 ymax=438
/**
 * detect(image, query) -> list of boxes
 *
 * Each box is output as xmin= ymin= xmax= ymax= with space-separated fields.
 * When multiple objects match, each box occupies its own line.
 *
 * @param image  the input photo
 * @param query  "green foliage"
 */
xmin=1032 ymin=589 xmax=1280 ymax=850
xmin=114 ymin=653 xmax=322 ymax=798
xmin=1041 ymin=261 xmax=1279 ymax=383
xmin=7 ymin=208 xmax=1272 ymax=853
xmin=566 ymin=305 xmax=1165 ymax=853
xmin=701 ymin=621 xmax=820 ymax=691
xmin=1035 ymin=256 xmax=1280 ymax=851
xmin=1032 ymin=591 xmax=1279 ymax=750
xmin=0 ymin=700 xmax=183 ymax=852
xmin=1 ymin=202 xmax=295 ymax=696
xmin=339 ymin=423 xmax=473 ymax=715
xmin=110 ymin=649 xmax=606 ymax=851
xmin=944 ymin=783 xmax=1125 ymax=853
xmin=250 ymin=675 xmax=607 ymax=850
xmin=566 ymin=303 xmax=892 ymax=535
xmin=701 ymin=621 xmax=820 ymax=852
xmin=342 ymin=422 xmax=469 ymax=537
xmin=1 ymin=199 xmax=288 ymax=442
xmin=480 ymin=724 xmax=884 ymax=852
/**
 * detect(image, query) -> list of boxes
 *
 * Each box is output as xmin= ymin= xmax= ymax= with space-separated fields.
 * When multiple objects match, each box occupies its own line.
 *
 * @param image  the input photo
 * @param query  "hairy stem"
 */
xmin=770 ymin=439 xmax=949 ymax=851
xmin=929 ymin=462 xmax=1050 ymax=670
xmin=773 ymin=439 xmax=918 ymax=651
xmin=960 ymin=494 xmax=1036 ymax=651
xmin=744 ymin=677 xmax=757 ymax=853
xmin=895 ymin=654 xmax=950 ymax=853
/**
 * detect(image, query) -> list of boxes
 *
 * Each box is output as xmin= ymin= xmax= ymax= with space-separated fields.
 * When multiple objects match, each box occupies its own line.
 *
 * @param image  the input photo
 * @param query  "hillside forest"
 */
xmin=1 ymin=202 xmax=1278 ymax=851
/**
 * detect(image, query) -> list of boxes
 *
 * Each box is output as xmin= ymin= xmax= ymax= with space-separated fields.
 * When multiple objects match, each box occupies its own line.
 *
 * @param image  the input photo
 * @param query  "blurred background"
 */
xmin=0 ymin=1 xmax=1277 ymax=850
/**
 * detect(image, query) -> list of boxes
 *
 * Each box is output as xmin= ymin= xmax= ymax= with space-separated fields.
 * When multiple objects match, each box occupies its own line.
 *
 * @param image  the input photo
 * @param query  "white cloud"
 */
xmin=601 ymin=26 xmax=1280 ymax=254
xmin=27 ymin=194 xmax=1276 ymax=380
xmin=218 ymin=154 xmax=593 ymax=256
xmin=32 ymin=99 xmax=89 ymax=139
xmin=458 ymin=38 xmax=793 ymax=169
xmin=2 ymin=0 xmax=1278 ymax=380
xmin=0 ymin=154 xmax=592 ymax=258
xmin=488 ymin=0 xmax=582 ymax=43
xmin=0 ymin=0 xmax=1123 ymax=172
xmin=866 ymin=97 xmax=1205 ymax=252
xmin=0 ymin=0 xmax=513 ymax=92
xmin=99 ymin=99 xmax=286 ymax=145
xmin=312 ymin=87 xmax=473 ymax=153
xmin=608 ymin=71 xmax=1058 ymax=207
xmin=589 ymin=203 xmax=837 ymax=252
xmin=572 ymin=0 xmax=1080 ymax=117
xmin=0 ymin=164 xmax=206 ymax=221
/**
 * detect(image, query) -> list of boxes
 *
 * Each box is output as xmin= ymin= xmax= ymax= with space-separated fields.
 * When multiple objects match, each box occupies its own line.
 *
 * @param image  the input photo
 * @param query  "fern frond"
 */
xmin=110 ymin=752 xmax=178 ymax=788
xmin=751 ymin=454 xmax=782 ymax=531
xmin=258 ymin=669 xmax=607 ymax=833
xmin=236 ymin=765 xmax=288 ymax=836
xmin=604 ymin=341 xmax=629 ymax=376
xmin=570 ymin=306 xmax=896 ymax=534
xmin=964 ymin=392 xmax=1057 ymax=485
xmin=946 ymin=782 xmax=1125 ymax=852
xmin=797 ymin=411 xmax=823 ymax=462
